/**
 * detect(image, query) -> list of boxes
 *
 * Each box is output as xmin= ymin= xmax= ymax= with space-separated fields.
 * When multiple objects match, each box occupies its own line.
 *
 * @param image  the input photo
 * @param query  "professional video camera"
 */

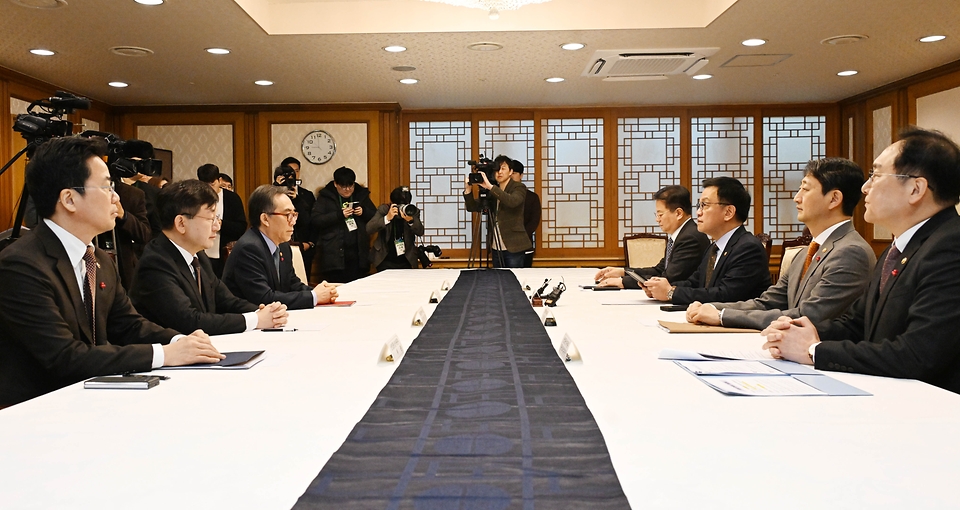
xmin=417 ymin=244 xmax=442 ymax=268
xmin=79 ymin=131 xmax=162 ymax=180
xmin=467 ymin=155 xmax=497 ymax=185
xmin=13 ymin=91 xmax=90 ymax=151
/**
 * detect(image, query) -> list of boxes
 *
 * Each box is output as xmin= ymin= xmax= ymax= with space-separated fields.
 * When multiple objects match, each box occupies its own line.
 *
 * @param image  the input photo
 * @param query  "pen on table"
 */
xmin=263 ymin=328 xmax=298 ymax=332
xmin=122 ymin=371 xmax=169 ymax=380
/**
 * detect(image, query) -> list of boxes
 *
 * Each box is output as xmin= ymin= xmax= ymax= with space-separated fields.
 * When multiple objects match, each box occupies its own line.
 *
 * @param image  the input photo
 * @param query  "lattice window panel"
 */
xmin=762 ymin=116 xmax=827 ymax=241
xmin=540 ymin=118 xmax=604 ymax=249
xmin=617 ymin=117 xmax=681 ymax=245
xmin=409 ymin=121 xmax=472 ymax=249
xmin=691 ymin=117 xmax=755 ymax=229
xmin=478 ymin=120 xmax=535 ymax=189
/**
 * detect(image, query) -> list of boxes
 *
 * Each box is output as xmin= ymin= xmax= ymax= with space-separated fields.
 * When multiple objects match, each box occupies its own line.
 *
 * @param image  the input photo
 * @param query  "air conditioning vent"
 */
xmin=582 ymin=48 xmax=719 ymax=79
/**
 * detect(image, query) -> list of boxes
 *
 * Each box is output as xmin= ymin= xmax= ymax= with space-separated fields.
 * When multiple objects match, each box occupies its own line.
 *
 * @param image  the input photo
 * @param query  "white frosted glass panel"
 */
xmin=639 ymin=173 xmax=660 ymax=192
xmin=631 ymin=139 xmax=668 ymax=165
xmin=10 ymin=98 xmax=29 ymax=115
xmin=631 ymin=200 xmax=657 ymax=228
xmin=430 ymin=175 xmax=451 ymax=196
xmin=778 ymin=137 xmax=813 ymax=163
xmin=423 ymin=203 xmax=460 ymax=230
xmin=784 ymin=170 xmax=804 ymax=192
xmin=562 ymin=173 xmax=583 ymax=194
xmin=554 ymin=140 xmax=591 ymax=166
xmin=555 ymin=201 xmax=592 ymax=228
xmin=492 ymin=141 xmax=528 ymax=161
xmin=778 ymin=199 xmax=798 ymax=225
xmin=423 ymin=142 xmax=460 ymax=168
xmin=705 ymin=138 xmax=741 ymax=164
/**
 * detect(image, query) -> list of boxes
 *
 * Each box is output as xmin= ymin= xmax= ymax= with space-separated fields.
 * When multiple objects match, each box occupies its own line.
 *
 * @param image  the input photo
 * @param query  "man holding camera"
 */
xmin=277 ymin=157 xmax=318 ymax=281
xmin=368 ymin=186 xmax=425 ymax=271
xmin=463 ymin=155 xmax=531 ymax=268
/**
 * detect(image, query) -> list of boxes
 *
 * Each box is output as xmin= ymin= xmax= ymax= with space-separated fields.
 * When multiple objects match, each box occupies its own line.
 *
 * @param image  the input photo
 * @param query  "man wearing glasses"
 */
xmin=223 ymin=185 xmax=338 ymax=309
xmin=643 ymin=176 xmax=771 ymax=305
xmin=0 ymin=137 xmax=224 ymax=407
xmin=311 ymin=167 xmax=376 ymax=283
xmin=763 ymin=128 xmax=960 ymax=393
xmin=130 ymin=180 xmax=288 ymax=335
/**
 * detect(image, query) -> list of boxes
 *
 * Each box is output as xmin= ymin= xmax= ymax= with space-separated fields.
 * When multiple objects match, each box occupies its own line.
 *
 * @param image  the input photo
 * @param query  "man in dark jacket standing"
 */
xmin=311 ymin=166 xmax=376 ymax=283
xmin=463 ymin=155 xmax=531 ymax=268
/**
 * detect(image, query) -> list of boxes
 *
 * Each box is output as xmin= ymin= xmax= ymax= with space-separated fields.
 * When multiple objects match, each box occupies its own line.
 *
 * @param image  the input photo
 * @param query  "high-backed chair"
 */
xmin=290 ymin=244 xmax=309 ymax=285
xmin=623 ymin=233 xmax=667 ymax=268
xmin=777 ymin=238 xmax=810 ymax=283
xmin=755 ymin=232 xmax=773 ymax=261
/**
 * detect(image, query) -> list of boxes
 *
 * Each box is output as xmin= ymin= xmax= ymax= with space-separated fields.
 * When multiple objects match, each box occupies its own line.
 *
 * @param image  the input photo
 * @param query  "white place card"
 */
xmin=557 ymin=333 xmax=582 ymax=362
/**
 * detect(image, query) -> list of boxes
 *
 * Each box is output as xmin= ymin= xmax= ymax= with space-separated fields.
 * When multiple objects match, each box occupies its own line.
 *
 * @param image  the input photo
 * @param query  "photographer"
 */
xmin=274 ymin=159 xmax=317 ymax=280
xmin=367 ymin=186 xmax=425 ymax=271
xmin=463 ymin=155 xmax=531 ymax=268
xmin=311 ymin=166 xmax=376 ymax=283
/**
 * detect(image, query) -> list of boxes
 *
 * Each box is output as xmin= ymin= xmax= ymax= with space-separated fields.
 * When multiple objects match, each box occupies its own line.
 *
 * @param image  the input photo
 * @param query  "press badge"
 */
xmin=345 ymin=217 xmax=358 ymax=231
xmin=394 ymin=238 xmax=406 ymax=256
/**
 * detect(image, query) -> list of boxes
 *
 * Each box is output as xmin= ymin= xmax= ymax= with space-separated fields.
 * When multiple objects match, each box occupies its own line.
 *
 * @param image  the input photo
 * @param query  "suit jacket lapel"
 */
xmin=254 ymin=231 xmax=280 ymax=290
xmin=37 ymin=222 xmax=95 ymax=344
xmin=160 ymin=234 xmax=207 ymax=312
xmin=794 ymin=223 xmax=851 ymax=300
xmin=708 ymin=226 xmax=744 ymax=287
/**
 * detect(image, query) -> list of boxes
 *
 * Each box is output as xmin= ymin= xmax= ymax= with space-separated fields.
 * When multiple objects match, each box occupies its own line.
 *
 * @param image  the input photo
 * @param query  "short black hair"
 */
xmin=702 ymin=176 xmax=751 ymax=223
xmin=26 ymin=136 xmax=108 ymax=219
xmin=804 ymin=158 xmax=864 ymax=216
xmin=653 ymin=185 xmax=693 ymax=215
xmin=390 ymin=186 xmax=412 ymax=205
xmin=895 ymin=127 xmax=960 ymax=206
xmin=493 ymin=155 xmax=512 ymax=170
xmin=196 ymin=163 xmax=220 ymax=183
xmin=280 ymin=157 xmax=301 ymax=168
xmin=157 ymin=179 xmax=219 ymax=230
xmin=248 ymin=184 xmax=288 ymax=227
xmin=218 ymin=173 xmax=233 ymax=185
xmin=333 ymin=166 xmax=356 ymax=186
xmin=509 ymin=159 xmax=525 ymax=174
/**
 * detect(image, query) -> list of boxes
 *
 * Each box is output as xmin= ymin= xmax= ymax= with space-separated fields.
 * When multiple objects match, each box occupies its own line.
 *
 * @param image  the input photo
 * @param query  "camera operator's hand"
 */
xmin=399 ymin=208 xmax=414 ymax=222
xmin=386 ymin=204 xmax=398 ymax=222
xmin=479 ymin=171 xmax=494 ymax=190
xmin=313 ymin=280 xmax=338 ymax=305
xmin=256 ymin=302 xmax=288 ymax=329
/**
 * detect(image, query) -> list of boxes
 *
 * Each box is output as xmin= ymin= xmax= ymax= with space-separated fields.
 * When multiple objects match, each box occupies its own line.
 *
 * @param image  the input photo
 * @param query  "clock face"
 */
xmin=301 ymin=130 xmax=336 ymax=165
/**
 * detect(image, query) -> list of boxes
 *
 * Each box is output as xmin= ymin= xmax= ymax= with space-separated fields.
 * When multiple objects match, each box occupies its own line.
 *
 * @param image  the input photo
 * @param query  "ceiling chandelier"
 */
xmin=421 ymin=0 xmax=552 ymax=19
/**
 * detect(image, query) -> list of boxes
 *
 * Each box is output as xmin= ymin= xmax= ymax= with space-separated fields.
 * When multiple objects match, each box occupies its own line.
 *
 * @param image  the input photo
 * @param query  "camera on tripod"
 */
xmin=467 ymin=155 xmax=497 ymax=185
xmin=13 ymin=91 xmax=90 ymax=150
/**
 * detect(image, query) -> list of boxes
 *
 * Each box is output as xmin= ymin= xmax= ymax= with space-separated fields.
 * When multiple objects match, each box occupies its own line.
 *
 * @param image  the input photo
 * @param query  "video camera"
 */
xmin=467 ymin=155 xmax=497 ymax=185
xmin=79 ymin=131 xmax=161 ymax=180
xmin=13 ymin=91 xmax=90 ymax=151
xmin=417 ymin=244 xmax=442 ymax=268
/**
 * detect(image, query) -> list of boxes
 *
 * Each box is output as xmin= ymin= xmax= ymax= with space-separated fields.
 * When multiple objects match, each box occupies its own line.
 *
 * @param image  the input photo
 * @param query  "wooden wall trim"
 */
xmin=116 ymin=103 xmax=401 ymax=115
xmin=840 ymin=58 xmax=960 ymax=107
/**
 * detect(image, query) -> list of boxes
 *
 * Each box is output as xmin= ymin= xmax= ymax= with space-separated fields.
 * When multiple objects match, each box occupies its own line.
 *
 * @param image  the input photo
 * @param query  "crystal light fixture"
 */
xmin=421 ymin=0 xmax=552 ymax=19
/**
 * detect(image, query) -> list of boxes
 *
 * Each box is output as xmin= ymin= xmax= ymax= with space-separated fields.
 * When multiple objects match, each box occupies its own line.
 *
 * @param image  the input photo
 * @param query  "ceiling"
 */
xmin=1 ymin=0 xmax=958 ymax=109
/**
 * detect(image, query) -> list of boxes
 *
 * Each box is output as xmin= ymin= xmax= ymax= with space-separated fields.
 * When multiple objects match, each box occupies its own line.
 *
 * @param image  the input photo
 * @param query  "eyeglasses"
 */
xmin=185 ymin=213 xmax=222 ymax=224
xmin=266 ymin=211 xmax=299 ymax=222
xmin=696 ymin=200 xmax=731 ymax=210
xmin=71 ymin=182 xmax=117 ymax=195
xmin=867 ymin=171 xmax=921 ymax=182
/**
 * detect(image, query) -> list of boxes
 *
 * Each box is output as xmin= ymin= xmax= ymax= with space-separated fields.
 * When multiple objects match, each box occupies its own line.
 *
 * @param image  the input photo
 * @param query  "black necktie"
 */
xmin=190 ymin=256 xmax=202 ymax=297
xmin=703 ymin=244 xmax=719 ymax=288
xmin=879 ymin=244 xmax=902 ymax=294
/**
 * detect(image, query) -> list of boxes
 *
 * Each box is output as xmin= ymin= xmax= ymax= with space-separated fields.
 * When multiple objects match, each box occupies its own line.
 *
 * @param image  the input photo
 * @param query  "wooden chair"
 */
xmin=623 ymin=233 xmax=667 ymax=268
xmin=755 ymin=232 xmax=773 ymax=261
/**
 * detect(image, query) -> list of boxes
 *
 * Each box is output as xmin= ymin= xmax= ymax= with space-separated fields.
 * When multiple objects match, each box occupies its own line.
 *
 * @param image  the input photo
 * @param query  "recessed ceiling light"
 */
xmin=399 ymin=78 xmax=419 ymax=85
xmin=919 ymin=35 xmax=946 ymax=43
xmin=29 ymin=49 xmax=55 ymax=56
xmin=205 ymin=48 xmax=230 ymax=55
xmin=108 ymin=82 xmax=129 ymax=88
xmin=545 ymin=77 xmax=564 ymax=83
xmin=741 ymin=38 xmax=767 ymax=47
xmin=560 ymin=43 xmax=585 ymax=51
xmin=837 ymin=70 xmax=858 ymax=77
xmin=254 ymin=80 xmax=274 ymax=86
xmin=692 ymin=74 xmax=713 ymax=80
xmin=134 ymin=0 xmax=164 ymax=5
xmin=383 ymin=45 xmax=407 ymax=53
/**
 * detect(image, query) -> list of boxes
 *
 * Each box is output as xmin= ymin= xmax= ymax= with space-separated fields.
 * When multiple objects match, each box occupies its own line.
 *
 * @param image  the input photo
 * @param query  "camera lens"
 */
xmin=399 ymin=204 xmax=419 ymax=217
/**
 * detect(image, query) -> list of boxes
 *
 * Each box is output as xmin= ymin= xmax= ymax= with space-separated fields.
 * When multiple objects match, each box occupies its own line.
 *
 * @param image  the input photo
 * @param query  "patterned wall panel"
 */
xmin=872 ymin=106 xmax=893 ymax=240
xmin=691 ymin=116 xmax=755 ymax=229
xmin=81 ymin=118 xmax=100 ymax=133
xmin=617 ymin=117 xmax=680 ymax=244
xmin=762 ymin=116 xmax=826 ymax=241
xmin=271 ymin=123 xmax=368 ymax=196
xmin=409 ymin=121 xmax=472 ymax=249
xmin=540 ymin=118 xmax=604 ymax=249
xmin=478 ymin=120 xmax=535 ymax=189
xmin=137 ymin=125 xmax=233 ymax=183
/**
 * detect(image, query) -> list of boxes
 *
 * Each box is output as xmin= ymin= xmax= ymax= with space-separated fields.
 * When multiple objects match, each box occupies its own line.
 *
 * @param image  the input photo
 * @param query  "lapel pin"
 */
xmin=99 ymin=282 xmax=105 ymax=289
xmin=723 ymin=252 xmax=728 ymax=257
xmin=901 ymin=257 xmax=907 ymax=264
xmin=815 ymin=256 xmax=821 ymax=262
xmin=891 ymin=269 xmax=898 ymax=277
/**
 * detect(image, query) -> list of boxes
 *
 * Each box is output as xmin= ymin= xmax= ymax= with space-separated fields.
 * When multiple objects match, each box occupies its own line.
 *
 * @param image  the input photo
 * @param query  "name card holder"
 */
xmin=542 ymin=308 xmax=557 ymax=327
xmin=429 ymin=290 xmax=441 ymax=304
xmin=412 ymin=307 xmax=427 ymax=327
xmin=557 ymin=333 xmax=582 ymax=363
xmin=379 ymin=334 xmax=406 ymax=363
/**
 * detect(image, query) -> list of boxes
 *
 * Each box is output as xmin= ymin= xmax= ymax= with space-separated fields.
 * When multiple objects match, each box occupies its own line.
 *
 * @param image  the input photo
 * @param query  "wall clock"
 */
xmin=301 ymin=130 xmax=336 ymax=165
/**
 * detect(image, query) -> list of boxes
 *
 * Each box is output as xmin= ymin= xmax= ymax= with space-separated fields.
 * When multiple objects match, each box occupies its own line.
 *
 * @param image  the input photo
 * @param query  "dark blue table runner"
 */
xmin=294 ymin=269 xmax=629 ymax=509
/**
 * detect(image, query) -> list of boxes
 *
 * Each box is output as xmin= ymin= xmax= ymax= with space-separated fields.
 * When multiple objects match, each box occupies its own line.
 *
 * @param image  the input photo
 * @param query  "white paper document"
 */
xmin=675 ymin=360 xmax=782 ymax=376
xmin=700 ymin=376 xmax=826 ymax=396
xmin=658 ymin=349 xmax=773 ymax=361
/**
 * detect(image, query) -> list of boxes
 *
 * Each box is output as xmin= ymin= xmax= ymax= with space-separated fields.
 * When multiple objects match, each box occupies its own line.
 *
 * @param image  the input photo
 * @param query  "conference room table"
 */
xmin=1 ymin=268 xmax=959 ymax=509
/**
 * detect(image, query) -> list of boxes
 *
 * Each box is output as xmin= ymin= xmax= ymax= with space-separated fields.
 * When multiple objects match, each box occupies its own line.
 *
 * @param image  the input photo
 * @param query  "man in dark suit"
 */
xmin=279 ymin=157 xmax=318 ymax=281
xmin=0 ymin=137 xmax=222 ymax=407
xmin=130 ymin=180 xmax=288 ymax=336
xmin=688 ymin=158 xmax=876 ymax=330
xmin=595 ymin=185 xmax=710 ymax=288
xmin=463 ymin=155 xmax=532 ymax=268
xmin=223 ymin=185 xmax=337 ymax=309
xmin=763 ymin=128 xmax=960 ymax=393
xmin=196 ymin=163 xmax=246 ymax=277
xmin=644 ymin=177 xmax=770 ymax=305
